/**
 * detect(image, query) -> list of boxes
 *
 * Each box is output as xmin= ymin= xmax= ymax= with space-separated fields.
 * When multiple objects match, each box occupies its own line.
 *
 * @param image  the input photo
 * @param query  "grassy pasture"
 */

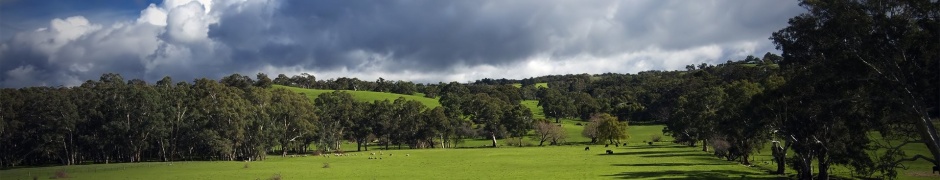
xmin=275 ymin=85 xmax=441 ymax=107
xmin=1 ymin=125 xmax=783 ymax=180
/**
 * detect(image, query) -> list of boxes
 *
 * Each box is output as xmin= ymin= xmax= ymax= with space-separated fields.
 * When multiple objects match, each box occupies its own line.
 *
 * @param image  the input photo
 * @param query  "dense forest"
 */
xmin=1 ymin=0 xmax=938 ymax=179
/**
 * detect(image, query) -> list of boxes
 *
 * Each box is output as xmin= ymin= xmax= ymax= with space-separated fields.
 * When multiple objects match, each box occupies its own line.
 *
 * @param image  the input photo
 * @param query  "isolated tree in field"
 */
xmin=534 ymin=120 xmax=566 ymax=146
xmin=772 ymin=0 xmax=939 ymax=178
xmin=593 ymin=113 xmax=628 ymax=145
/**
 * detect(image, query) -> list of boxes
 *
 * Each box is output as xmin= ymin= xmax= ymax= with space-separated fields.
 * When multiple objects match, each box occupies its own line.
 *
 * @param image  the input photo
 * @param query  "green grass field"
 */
xmin=0 ymin=124 xmax=783 ymax=180
xmin=275 ymin=85 xmax=441 ymax=107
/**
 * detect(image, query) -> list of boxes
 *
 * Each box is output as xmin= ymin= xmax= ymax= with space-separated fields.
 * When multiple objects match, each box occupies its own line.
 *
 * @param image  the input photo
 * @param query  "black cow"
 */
xmin=584 ymin=146 xmax=590 ymax=151
xmin=606 ymin=150 xmax=613 ymax=154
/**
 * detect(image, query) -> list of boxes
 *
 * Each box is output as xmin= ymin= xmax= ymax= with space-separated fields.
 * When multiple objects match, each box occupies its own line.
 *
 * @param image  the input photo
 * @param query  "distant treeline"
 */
xmin=0 ymin=72 xmax=540 ymax=168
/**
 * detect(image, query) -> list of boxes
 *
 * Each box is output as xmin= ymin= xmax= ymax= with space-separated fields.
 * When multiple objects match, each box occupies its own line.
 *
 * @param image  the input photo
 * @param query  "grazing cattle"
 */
xmin=623 ymin=143 xmax=628 ymax=146
xmin=584 ymin=146 xmax=590 ymax=151
xmin=648 ymin=142 xmax=654 ymax=145
xmin=604 ymin=144 xmax=609 ymax=147
xmin=606 ymin=150 xmax=614 ymax=154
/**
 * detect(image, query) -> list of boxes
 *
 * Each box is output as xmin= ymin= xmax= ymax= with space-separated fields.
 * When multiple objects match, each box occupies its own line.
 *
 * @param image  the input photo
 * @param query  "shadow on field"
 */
xmin=599 ymin=150 xmax=687 ymax=156
xmin=641 ymin=153 xmax=712 ymax=158
xmin=623 ymin=145 xmax=693 ymax=149
xmin=611 ymin=162 xmax=730 ymax=167
xmin=604 ymin=170 xmax=787 ymax=180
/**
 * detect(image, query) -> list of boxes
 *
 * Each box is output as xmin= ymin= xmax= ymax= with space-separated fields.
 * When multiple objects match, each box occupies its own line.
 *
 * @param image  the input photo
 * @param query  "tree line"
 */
xmin=526 ymin=0 xmax=938 ymax=179
xmin=0 ymin=70 xmax=549 ymax=168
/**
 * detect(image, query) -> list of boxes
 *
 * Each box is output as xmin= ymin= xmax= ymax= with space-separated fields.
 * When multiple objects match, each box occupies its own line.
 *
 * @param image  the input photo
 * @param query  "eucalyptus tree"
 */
xmin=772 ymin=0 xmax=939 ymax=178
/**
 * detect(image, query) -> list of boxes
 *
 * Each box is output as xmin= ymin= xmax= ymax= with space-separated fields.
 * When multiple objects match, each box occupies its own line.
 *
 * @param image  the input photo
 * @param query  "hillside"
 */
xmin=275 ymin=85 xmax=442 ymax=107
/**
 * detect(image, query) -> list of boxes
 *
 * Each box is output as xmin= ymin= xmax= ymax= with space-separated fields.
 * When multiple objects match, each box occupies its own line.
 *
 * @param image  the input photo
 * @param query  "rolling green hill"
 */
xmin=275 ymin=85 xmax=441 ymax=107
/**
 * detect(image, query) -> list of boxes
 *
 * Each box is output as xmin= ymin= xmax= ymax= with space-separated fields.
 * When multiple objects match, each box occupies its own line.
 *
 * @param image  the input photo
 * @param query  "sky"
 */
xmin=0 ymin=0 xmax=806 ymax=88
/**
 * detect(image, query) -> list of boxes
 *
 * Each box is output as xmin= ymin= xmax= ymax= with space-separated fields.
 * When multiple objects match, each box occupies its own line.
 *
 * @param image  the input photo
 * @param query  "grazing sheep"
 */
xmin=371 ymin=152 xmax=376 ymax=156
xmin=584 ymin=146 xmax=590 ymax=151
xmin=606 ymin=150 xmax=614 ymax=154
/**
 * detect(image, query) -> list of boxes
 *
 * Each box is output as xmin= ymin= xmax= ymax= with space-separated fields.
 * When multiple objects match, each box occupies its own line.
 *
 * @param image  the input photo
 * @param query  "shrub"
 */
xmin=505 ymin=137 xmax=531 ymax=147
xmin=52 ymin=170 xmax=69 ymax=179
xmin=650 ymin=135 xmax=662 ymax=142
xmin=322 ymin=163 xmax=330 ymax=168
xmin=711 ymin=138 xmax=731 ymax=159
xmin=269 ymin=173 xmax=282 ymax=180
xmin=243 ymin=163 xmax=250 ymax=169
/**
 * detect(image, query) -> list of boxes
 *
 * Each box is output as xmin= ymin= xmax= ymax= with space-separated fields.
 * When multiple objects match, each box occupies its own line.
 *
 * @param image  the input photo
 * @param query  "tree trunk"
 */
xmin=817 ymin=151 xmax=829 ymax=180
xmin=741 ymin=154 xmax=750 ymax=165
xmin=772 ymin=141 xmax=788 ymax=174
xmin=702 ymin=139 xmax=708 ymax=152
xmin=491 ymin=133 xmax=498 ymax=147
xmin=914 ymin=115 xmax=940 ymax=169
xmin=796 ymin=156 xmax=813 ymax=180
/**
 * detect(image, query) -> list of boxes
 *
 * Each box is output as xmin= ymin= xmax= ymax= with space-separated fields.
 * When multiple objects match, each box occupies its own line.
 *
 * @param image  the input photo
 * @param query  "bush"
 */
xmin=505 ymin=137 xmax=531 ymax=147
xmin=51 ymin=170 xmax=69 ymax=179
xmin=268 ymin=173 xmax=282 ymax=180
xmin=322 ymin=163 xmax=330 ymax=168
xmin=711 ymin=138 xmax=731 ymax=159
xmin=650 ymin=135 xmax=662 ymax=142
xmin=244 ymin=163 xmax=250 ymax=169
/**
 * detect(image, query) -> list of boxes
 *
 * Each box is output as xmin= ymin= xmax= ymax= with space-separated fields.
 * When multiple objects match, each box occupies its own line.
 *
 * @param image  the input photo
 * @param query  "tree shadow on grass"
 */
xmin=604 ymin=170 xmax=787 ymax=180
xmin=598 ymin=150 xmax=688 ymax=156
xmin=641 ymin=153 xmax=713 ymax=158
xmin=623 ymin=145 xmax=693 ymax=150
xmin=611 ymin=162 xmax=731 ymax=167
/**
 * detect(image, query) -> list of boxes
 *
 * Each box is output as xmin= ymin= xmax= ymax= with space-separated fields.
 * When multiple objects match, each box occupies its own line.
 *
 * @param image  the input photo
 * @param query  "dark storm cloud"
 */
xmin=0 ymin=0 xmax=805 ymax=88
